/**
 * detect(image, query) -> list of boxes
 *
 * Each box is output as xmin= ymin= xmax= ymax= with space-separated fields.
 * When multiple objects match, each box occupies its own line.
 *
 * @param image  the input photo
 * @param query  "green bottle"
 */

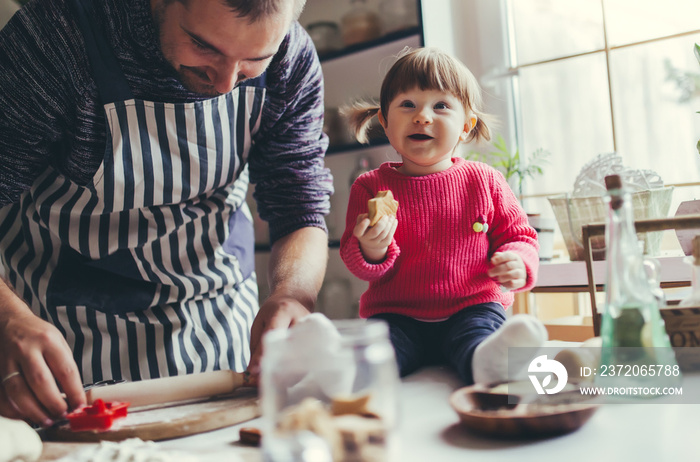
xmin=596 ymin=175 xmax=680 ymax=396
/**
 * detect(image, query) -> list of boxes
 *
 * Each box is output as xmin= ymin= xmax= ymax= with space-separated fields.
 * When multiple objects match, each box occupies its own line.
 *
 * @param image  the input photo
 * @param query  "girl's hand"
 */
xmin=353 ymin=213 xmax=398 ymax=263
xmin=487 ymin=252 xmax=527 ymax=290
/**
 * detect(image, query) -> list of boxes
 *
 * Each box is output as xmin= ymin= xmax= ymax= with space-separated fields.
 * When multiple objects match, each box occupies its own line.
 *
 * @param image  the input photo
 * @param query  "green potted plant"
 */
xmin=465 ymin=134 xmax=550 ymax=200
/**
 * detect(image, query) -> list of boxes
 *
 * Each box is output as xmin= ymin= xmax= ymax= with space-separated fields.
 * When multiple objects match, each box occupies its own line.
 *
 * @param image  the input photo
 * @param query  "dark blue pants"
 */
xmin=370 ymin=302 xmax=506 ymax=384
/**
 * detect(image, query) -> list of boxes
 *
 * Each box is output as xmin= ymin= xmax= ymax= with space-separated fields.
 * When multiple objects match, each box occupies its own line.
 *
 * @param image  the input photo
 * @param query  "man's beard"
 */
xmin=177 ymin=65 xmax=220 ymax=96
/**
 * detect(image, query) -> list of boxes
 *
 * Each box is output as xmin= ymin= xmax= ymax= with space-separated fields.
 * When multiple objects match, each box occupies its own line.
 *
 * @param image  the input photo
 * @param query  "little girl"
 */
xmin=339 ymin=47 xmax=547 ymax=384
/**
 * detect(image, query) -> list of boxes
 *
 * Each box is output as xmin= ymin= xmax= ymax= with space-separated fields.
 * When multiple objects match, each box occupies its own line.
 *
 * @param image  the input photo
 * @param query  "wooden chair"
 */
xmin=582 ymin=214 xmax=700 ymax=336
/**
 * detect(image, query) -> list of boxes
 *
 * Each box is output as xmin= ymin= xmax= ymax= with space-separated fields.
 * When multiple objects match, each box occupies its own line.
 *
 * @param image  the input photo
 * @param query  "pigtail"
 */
xmin=464 ymin=110 xmax=495 ymax=144
xmin=340 ymin=102 xmax=380 ymax=144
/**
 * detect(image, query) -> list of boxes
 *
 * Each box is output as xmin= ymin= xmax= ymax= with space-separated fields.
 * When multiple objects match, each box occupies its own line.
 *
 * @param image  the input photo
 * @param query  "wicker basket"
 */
xmin=548 ymin=186 xmax=674 ymax=261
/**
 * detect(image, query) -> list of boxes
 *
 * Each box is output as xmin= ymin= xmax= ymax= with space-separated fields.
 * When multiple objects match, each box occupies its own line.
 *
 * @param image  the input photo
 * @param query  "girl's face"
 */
xmin=379 ymin=87 xmax=475 ymax=176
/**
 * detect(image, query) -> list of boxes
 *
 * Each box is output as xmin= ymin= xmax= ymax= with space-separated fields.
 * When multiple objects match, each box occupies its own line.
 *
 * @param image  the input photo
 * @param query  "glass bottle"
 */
xmin=680 ymin=235 xmax=700 ymax=306
xmin=596 ymin=174 xmax=680 ymax=394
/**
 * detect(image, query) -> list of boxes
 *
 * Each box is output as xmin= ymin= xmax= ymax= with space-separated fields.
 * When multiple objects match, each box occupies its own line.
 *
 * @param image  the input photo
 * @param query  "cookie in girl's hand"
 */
xmin=367 ymin=190 xmax=398 ymax=226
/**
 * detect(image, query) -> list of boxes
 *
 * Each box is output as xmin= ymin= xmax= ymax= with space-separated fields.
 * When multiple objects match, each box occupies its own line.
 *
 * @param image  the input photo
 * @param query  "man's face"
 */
xmin=152 ymin=0 xmax=293 ymax=95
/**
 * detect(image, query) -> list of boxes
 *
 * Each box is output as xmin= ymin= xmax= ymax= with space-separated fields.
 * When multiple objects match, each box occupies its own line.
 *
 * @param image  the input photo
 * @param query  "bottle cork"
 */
xmin=604 ymin=174 xmax=622 ymax=191
xmin=604 ymin=174 xmax=623 ymax=210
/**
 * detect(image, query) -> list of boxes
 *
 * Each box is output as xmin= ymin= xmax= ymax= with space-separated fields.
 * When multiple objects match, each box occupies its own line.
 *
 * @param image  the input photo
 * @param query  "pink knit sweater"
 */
xmin=340 ymin=157 xmax=539 ymax=320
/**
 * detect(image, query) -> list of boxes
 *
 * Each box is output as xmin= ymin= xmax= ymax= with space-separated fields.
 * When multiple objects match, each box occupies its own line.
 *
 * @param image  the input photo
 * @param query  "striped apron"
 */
xmin=0 ymin=0 xmax=265 ymax=384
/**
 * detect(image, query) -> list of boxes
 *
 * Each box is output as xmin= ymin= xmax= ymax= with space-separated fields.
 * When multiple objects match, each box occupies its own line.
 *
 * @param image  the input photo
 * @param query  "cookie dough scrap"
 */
xmin=367 ymin=190 xmax=399 ymax=227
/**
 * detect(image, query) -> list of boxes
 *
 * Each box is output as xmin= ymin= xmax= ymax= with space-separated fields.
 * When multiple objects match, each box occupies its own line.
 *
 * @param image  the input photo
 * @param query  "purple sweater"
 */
xmin=0 ymin=0 xmax=333 ymax=243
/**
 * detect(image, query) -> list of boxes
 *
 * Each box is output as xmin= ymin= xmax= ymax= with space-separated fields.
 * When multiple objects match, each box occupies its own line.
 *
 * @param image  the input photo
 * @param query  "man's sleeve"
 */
xmin=247 ymin=21 xmax=334 ymax=244
xmin=0 ymin=2 xmax=77 ymax=207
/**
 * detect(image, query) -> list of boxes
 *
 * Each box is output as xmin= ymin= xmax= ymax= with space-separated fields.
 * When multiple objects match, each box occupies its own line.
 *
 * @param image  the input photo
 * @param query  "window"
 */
xmin=502 ymin=0 xmax=700 ymax=217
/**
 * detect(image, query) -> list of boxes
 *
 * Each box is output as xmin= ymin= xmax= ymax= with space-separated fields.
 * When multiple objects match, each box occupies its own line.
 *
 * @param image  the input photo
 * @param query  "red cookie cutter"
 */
xmin=66 ymin=399 xmax=130 ymax=432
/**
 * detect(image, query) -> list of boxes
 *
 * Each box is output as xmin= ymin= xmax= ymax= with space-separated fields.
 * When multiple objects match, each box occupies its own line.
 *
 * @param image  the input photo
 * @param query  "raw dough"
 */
xmin=367 ymin=191 xmax=398 ymax=226
xmin=0 ymin=416 xmax=42 ymax=462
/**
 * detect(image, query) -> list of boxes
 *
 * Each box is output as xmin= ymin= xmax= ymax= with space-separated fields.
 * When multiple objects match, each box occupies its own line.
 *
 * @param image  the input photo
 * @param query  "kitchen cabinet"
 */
xmin=253 ymin=0 xmax=460 ymax=319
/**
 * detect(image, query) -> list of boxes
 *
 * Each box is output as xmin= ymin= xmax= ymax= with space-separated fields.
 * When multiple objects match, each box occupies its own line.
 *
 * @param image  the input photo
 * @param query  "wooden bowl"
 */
xmin=449 ymin=382 xmax=600 ymax=438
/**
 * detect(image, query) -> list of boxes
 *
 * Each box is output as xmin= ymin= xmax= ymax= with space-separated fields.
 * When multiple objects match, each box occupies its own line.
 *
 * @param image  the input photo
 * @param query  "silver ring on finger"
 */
xmin=1 ymin=372 xmax=21 ymax=386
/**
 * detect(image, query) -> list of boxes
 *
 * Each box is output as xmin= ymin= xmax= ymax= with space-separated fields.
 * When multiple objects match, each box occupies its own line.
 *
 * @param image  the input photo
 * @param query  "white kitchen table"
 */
xmin=40 ymin=364 xmax=700 ymax=461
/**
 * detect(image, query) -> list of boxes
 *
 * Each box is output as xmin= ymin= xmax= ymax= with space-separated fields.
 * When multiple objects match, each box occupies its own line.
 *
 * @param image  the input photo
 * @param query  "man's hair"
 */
xmin=222 ymin=0 xmax=307 ymax=22
xmin=168 ymin=0 xmax=306 ymax=21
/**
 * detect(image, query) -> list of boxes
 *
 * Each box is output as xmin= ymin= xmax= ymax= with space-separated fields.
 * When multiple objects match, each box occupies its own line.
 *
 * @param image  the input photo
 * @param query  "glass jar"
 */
xmin=340 ymin=0 xmax=382 ymax=47
xmin=261 ymin=316 xmax=400 ymax=462
xmin=306 ymin=21 xmax=342 ymax=56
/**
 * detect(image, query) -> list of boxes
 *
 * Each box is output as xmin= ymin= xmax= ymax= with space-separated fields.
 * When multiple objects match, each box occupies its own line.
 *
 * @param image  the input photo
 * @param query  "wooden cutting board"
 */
xmin=43 ymin=388 xmax=259 ymax=443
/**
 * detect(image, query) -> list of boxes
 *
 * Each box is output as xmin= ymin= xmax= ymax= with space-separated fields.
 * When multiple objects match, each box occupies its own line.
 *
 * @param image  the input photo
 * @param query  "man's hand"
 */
xmin=487 ymin=251 xmax=527 ymax=291
xmin=0 ymin=294 xmax=86 ymax=426
xmin=247 ymin=294 xmax=310 ymax=376
xmin=247 ymin=227 xmax=328 ymax=377
xmin=353 ymin=213 xmax=397 ymax=263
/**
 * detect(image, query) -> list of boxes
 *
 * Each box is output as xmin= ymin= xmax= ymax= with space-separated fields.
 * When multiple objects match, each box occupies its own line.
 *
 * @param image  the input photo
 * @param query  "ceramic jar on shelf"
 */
xmin=306 ymin=21 xmax=343 ymax=56
xmin=378 ymin=0 xmax=419 ymax=35
xmin=340 ymin=0 xmax=382 ymax=46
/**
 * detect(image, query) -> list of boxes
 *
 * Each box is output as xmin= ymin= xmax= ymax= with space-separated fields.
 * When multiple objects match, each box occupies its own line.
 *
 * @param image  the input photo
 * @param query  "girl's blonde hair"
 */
xmin=344 ymin=47 xmax=491 ymax=144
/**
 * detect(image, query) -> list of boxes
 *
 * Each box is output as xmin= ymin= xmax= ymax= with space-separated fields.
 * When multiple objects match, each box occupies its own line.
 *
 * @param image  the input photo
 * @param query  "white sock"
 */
xmin=472 ymin=314 xmax=548 ymax=384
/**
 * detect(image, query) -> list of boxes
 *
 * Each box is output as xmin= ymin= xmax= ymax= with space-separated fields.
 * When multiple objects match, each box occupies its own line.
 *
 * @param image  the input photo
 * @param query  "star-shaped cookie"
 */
xmin=367 ymin=190 xmax=399 ymax=226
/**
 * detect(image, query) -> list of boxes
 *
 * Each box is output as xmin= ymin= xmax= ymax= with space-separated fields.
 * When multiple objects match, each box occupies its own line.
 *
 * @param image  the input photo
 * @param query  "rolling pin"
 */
xmin=86 ymin=370 xmax=255 ymax=408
